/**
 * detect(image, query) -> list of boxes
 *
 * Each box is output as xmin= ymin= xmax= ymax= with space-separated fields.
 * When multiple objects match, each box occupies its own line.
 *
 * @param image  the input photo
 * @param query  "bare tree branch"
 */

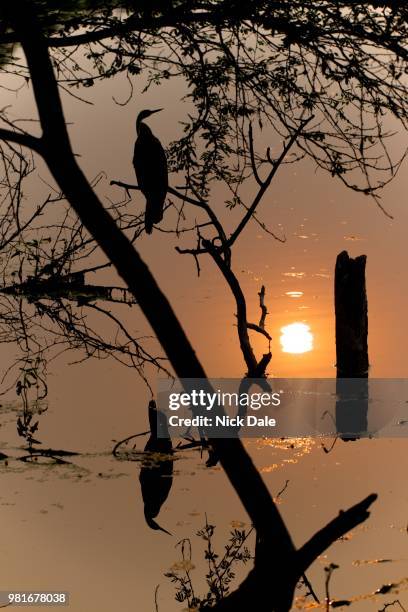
xmin=0 ymin=128 xmax=43 ymax=154
xmin=228 ymin=115 xmax=314 ymax=248
xmin=297 ymin=493 xmax=378 ymax=574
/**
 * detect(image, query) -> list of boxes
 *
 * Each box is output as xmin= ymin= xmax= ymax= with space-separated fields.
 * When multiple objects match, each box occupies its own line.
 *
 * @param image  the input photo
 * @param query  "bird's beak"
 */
xmin=151 ymin=108 xmax=163 ymax=115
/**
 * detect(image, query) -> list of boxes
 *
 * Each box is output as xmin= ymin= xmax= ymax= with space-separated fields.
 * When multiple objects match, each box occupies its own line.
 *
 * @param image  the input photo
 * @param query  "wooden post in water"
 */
xmin=334 ymin=251 xmax=369 ymax=439
xmin=335 ymin=250 xmax=369 ymax=378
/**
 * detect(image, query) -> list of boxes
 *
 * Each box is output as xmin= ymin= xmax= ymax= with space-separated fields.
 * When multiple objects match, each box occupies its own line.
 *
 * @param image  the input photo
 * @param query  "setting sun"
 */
xmin=280 ymin=323 xmax=314 ymax=354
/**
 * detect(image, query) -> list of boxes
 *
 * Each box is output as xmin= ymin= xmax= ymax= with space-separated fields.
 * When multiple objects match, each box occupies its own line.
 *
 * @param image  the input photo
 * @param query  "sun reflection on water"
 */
xmin=253 ymin=437 xmax=316 ymax=476
xmin=285 ymin=291 xmax=304 ymax=298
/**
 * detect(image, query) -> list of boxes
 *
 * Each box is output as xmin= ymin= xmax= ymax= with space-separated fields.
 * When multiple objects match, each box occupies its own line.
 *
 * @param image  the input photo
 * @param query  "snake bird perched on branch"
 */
xmin=133 ymin=109 xmax=168 ymax=234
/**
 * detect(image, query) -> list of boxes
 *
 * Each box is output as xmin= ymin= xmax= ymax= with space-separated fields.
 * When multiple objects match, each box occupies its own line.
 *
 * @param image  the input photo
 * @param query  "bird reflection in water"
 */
xmin=139 ymin=400 xmax=173 ymax=535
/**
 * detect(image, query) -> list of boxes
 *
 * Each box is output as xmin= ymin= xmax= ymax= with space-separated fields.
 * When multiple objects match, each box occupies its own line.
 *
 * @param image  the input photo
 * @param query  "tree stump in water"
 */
xmin=335 ymin=251 xmax=369 ymax=439
xmin=335 ymin=250 xmax=368 ymax=377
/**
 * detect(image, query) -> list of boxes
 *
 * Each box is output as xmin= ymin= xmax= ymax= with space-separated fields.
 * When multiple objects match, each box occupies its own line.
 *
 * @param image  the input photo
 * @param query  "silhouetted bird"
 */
xmin=133 ymin=109 xmax=168 ymax=234
xmin=139 ymin=400 xmax=173 ymax=535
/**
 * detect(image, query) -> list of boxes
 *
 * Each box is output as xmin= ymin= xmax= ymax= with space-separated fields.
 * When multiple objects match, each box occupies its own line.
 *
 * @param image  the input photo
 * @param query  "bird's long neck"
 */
xmin=136 ymin=116 xmax=143 ymax=135
xmin=136 ymin=120 xmax=153 ymax=137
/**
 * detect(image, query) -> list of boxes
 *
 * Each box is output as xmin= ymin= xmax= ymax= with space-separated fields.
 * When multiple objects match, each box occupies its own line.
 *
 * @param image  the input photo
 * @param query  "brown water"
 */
xmin=0 ymin=69 xmax=408 ymax=611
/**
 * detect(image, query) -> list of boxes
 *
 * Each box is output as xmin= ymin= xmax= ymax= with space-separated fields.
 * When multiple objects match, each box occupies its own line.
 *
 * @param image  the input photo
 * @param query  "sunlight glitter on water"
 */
xmin=285 ymin=291 xmax=304 ymax=298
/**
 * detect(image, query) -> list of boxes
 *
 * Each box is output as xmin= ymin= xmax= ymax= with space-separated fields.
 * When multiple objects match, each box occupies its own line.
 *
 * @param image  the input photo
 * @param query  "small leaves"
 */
xmin=166 ymin=520 xmax=254 ymax=608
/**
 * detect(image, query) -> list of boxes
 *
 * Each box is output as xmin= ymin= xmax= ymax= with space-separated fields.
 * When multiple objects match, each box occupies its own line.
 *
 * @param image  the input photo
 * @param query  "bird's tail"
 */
xmin=145 ymin=197 xmax=164 ymax=234
xmin=145 ymin=204 xmax=154 ymax=234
